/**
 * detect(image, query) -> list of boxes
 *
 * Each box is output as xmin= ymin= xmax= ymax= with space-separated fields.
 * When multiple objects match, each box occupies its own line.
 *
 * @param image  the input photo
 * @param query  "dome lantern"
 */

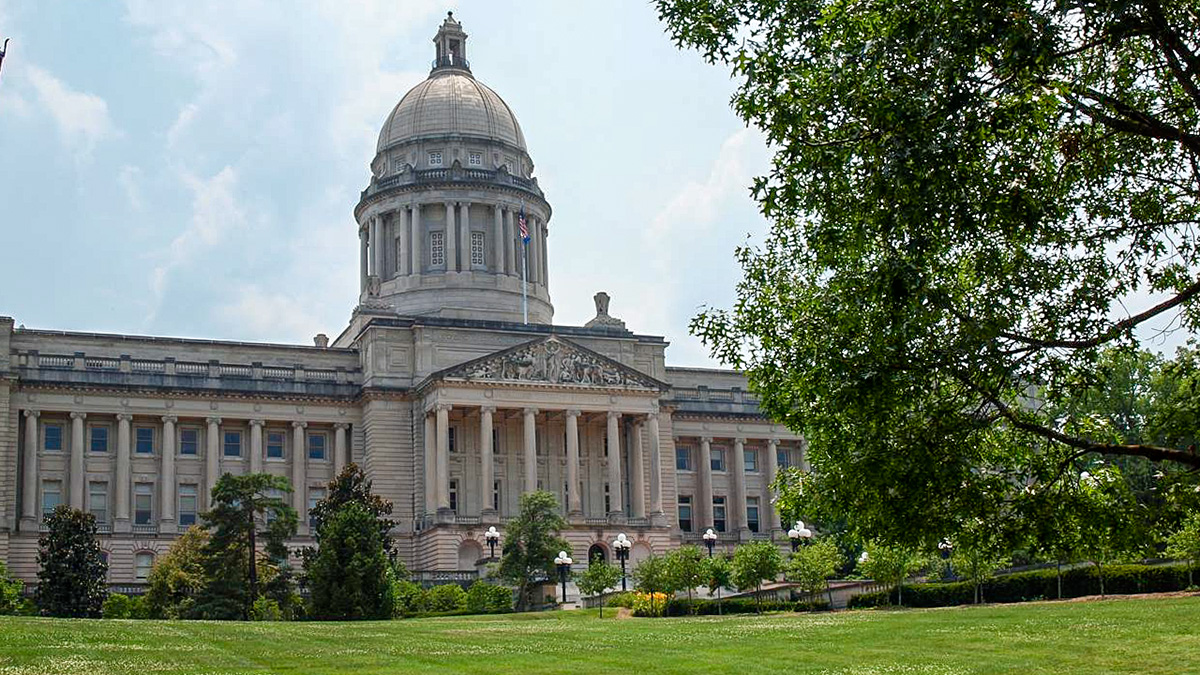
xmin=432 ymin=11 xmax=470 ymax=74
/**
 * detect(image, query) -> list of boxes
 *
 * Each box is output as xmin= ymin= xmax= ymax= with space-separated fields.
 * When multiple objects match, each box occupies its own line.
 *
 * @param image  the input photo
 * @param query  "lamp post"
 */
xmin=612 ymin=533 xmax=632 ymax=591
xmin=554 ymin=551 xmax=573 ymax=605
xmin=702 ymin=528 xmax=717 ymax=557
xmin=787 ymin=520 xmax=813 ymax=552
xmin=938 ymin=539 xmax=954 ymax=580
xmin=484 ymin=526 xmax=501 ymax=561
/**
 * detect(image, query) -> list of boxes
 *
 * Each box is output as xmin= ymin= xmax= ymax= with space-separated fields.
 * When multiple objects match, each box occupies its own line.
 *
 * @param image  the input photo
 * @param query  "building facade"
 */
xmin=0 ymin=14 xmax=804 ymax=584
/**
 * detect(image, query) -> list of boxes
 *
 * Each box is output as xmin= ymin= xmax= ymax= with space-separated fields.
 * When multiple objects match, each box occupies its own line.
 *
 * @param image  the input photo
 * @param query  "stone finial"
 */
xmin=313 ymin=333 xmax=329 ymax=348
xmin=584 ymin=291 xmax=627 ymax=331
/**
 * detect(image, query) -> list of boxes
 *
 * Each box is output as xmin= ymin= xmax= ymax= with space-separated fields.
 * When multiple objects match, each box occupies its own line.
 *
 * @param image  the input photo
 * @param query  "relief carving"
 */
xmin=457 ymin=337 xmax=657 ymax=389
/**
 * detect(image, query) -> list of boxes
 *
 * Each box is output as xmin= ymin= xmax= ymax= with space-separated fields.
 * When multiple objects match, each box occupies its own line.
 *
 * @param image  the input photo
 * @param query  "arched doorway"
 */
xmin=631 ymin=542 xmax=653 ymax=566
xmin=458 ymin=540 xmax=484 ymax=570
xmin=587 ymin=543 xmax=607 ymax=565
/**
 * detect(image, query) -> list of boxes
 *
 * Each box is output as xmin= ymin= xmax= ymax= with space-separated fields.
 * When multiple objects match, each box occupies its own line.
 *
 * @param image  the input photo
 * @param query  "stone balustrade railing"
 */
xmin=363 ymin=165 xmax=545 ymax=202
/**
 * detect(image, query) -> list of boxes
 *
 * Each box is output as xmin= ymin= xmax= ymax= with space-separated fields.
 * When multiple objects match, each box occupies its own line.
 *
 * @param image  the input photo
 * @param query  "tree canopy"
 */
xmin=496 ymin=491 xmax=569 ymax=611
xmin=35 ymin=505 xmax=107 ymax=617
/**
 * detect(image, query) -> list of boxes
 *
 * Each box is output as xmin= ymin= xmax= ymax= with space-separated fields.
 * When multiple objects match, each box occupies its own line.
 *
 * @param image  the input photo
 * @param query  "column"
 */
xmin=292 ymin=421 xmax=307 ymax=521
xmin=21 ymin=410 xmax=38 ymax=525
xmin=161 ymin=415 xmax=177 ymax=526
xmin=459 ymin=202 xmax=471 ymax=269
xmin=445 ymin=202 xmax=458 ymax=272
xmin=493 ymin=206 xmax=505 ymax=273
xmin=69 ymin=412 xmax=86 ymax=509
xmin=565 ymin=409 xmax=582 ymax=517
xmin=733 ymin=437 xmax=748 ymax=536
xmin=249 ymin=419 xmax=264 ymax=474
xmin=539 ymin=220 xmax=549 ymax=286
xmin=115 ymin=413 xmax=132 ymax=530
xmin=630 ymin=419 xmax=646 ymax=519
xmin=647 ymin=411 xmax=664 ymax=518
xmin=205 ymin=417 xmax=221 ymax=509
xmin=765 ymin=438 xmax=780 ymax=534
xmin=699 ymin=436 xmax=714 ymax=530
xmin=424 ymin=412 xmax=436 ymax=515
xmin=606 ymin=412 xmax=623 ymax=517
xmin=410 ymin=203 xmax=422 ymax=276
xmin=372 ymin=216 xmax=383 ymax=277
xmin=528 ymin=220 xmax=538 ymax=284
xmin=480 ymin=406 xmax=495 ymax=517
xmin=359 ymin=226 xmax=368 ymax=291
xmin=505 ymin=209 xmax=515 ymax=274
xmin=522 ymin=408 xmax=538 ymax=493
xmin=334 ymin=423 xmax=349 ymax=474
xmin=435 ymin=404 xmax=451 ymax=511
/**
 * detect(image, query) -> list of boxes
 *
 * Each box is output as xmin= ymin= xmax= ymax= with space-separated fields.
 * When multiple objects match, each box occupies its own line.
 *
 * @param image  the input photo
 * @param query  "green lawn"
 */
xmin=1 ymin=596 xmax=1199 ymax=674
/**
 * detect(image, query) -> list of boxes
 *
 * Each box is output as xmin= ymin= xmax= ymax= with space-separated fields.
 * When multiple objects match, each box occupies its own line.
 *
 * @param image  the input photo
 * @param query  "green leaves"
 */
xmin=35 ymin=506 xmax=108 ymax=618
xmin=496 ymin=491 xmax=569 ymax=611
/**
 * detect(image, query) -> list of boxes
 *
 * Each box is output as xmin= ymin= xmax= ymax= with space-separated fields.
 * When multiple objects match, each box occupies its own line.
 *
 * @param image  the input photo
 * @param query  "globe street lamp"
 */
xmin=788 ymin=520 xmax=813 ymax=552
xmin=554 ymin=551 xmax=574 ymax=604
xmin=702 ymin=528 xmax=718 ymax=557
xmin=612 ymin=533 xmax=632 ymax=591
xmin=484 ymin=526 xmax=501 ymax=561
xmin=938 ymin=539 xmax=954 ymax=580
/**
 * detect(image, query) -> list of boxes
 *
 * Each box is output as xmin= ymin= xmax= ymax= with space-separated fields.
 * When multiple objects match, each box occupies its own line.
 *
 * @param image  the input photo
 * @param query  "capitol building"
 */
xmin=0 ymin=14 xmax=803 ymax=584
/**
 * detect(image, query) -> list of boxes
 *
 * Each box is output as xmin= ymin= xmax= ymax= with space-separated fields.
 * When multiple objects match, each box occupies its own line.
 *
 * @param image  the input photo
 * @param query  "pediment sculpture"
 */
xmin=455 ymin=337 xmax=659 ymax=388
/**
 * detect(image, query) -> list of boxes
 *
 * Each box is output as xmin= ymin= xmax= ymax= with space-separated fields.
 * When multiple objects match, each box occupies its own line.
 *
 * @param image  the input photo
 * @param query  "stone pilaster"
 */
xmin=160 ymin=415 xmax=177 ymax=531
xmin=765 ymin=438 xmax=780 ymax=535
xmin=492 ymin=205 xmax=504 ymax=274
xmin=630 ymin=419 xmax=646 ymax=519
xmin=69 ymin=412 xmax=86 ymax=509
xmin=291 ymin=421 xmax=307 ymax=524
xmin=205 ymin=417 xmax=221 ymax=510
xmin=249 ymin=419 xmax=264 ymax=474
xmin=606 ymin=411 xmax=623 ymax=519
xmin=523 ymin=408 xmax=538 ymax=494
xmin=733 ymin=437 xmax=749 ymax=539
xmin=565 ymin=409 xmax=582 ymax=519
xmin=424 ymin=412 xmax=436 ymax=515
xmin=114 ymin=413 xmax=132 ymax=532
xmin=480 ymin=406 xmax=495 ymax=518
xmin=445 ymin=202 xmax=457 ymax=272
xmin=698 ymin=436 xmax=714 ymax=530
xmin=647 ymin=411 xmax=666 ymax=525
xmin=435 ymin=404 xmax=451 ymax=511
xmin=410 ymin=203 xmax=422 ymax=277
xmin=20 ymin=410 xmax=38 ymax=528
xmin=334 ymin=423 xmax=349 ymax=474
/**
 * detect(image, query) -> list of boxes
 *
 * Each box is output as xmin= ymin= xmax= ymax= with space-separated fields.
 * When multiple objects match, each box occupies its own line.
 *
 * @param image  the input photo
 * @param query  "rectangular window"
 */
xmin=745 ymin=448 xmax=758 ymax=473
xmin=42 ymin=480 xmax=63 ymax=518
xmin=713 ymin=495 xmax=727 ymax=533
xmin=223 ymin=431 xmax=242 ymax=457
xmin=43 ymin=423 xmax=63 ymax=452
xmin=469 ymin=151 xmax=482 ymax=166
xmin=604 ymin=483 xmax=611 ymax=513
xmin=179 ymin=484 xmax=198 ymax=527
xmin=89 ymin=482 xmax=108 ymax=524
xmin=449 ymin=479 xmax=458 ymax=513
xmin=90 ymin=426 xmax=109 ymax=453
xmin=493 ymin=480 xmax=501 ymax=511
xmin=448 ymin=427 xmax=457 ymax=453
xmin=777 ymin=448 xmax=790 ymax=469
xmin=678 ymin=495 xmax=693 ymax=532
xmin=675 ymin=446 xmax=692 ymax=471
xmin=711 ymin=448 xmax=726 ymax=472
xmin=493 ymin=429 xmax=500 ymax=454
xmin=136 ymin=427 xmax=155 ymax=455
xmin=308 ymin=487 xmax=326 ymax=528
xmin=308 ymin=433 xmax=326 ymax=460
xmin=134 ymin=483 xmax=153 ymax=525
xmin=180 ymin=428 xmax=199 ymax=456
xmin=266 ymin=487 xmax=284 ymax=523
xmin=428 ymin=151 xmax=443 ymax=166
xmin=267 ymin=431 xmax=285 ymax=459
xmin=431 ymin=231 xmax=445 ymax=267
xmin=747 ymin=496 xmax=760 ymax=533
xmin=135 ymin=552 xmax=154 ymax=581
xmin=470 ymin=231 xmax=485 ymax=266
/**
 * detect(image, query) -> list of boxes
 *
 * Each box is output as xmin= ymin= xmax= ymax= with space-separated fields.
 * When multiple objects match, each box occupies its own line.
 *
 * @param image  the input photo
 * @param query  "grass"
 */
xmin=1 ymin=596 xmax=1199 ymax=674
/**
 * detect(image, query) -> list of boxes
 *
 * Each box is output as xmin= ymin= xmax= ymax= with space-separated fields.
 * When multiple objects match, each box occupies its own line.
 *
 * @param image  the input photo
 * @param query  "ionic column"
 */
xmin=372 ymin=216 xmax=384 ymax=278
xmin=21 ymin=410 xmax=38 ymax=525
xmin=606 ymin=412 xmax=623 ymax=517
xmin=359 ymin=226 xmax=368 ymax=291
xmin=205 ymin=417 xmax=221 ymax=509
xmin=435 ymin=404 xmax=451 ymax=510
xmin=445 ymin=202 xmax=458 ymax=272
xmin=565 ymin=409 xmax=582 ymax=517
xmin=523 ymin=408 xmax=538 ymax=493
xmin=459 ymin=202 xmax=471 ymax=269
xmin=505 ymin=209 xmax=515 ymax=274
xmin=539 ymin=220 xmax=549 ymax=287
xmin=249 ymin=419 xmax=264 ymax=474
xmin=480 ymin=406 xmax=495 ymax=517
xmin=334 ymin=423 xmax=349 ymax=474
xmin=647 ymin=411 xmax=664 ymax=518
xmin=292 ymin=421 xmax=308 ymax=524
xmin=161 ymin=415 xmax=177 ymax=525
xmin=410 ymin=203 xmax=422 ymax=276
xmin=733 ymin=437 xmax=748 ymax=536
xmin=699 ymin=436 xmax=714 ymax=529
xmin=528 ymin=220 xmax=538 ymax=284
xmin=765 ymin=438 xmax=780 ymax=534
xmin=424 ymin=412 xmax=436 ymax=514
xmin=493 ymin=206 xmax=505 ymax=273
xmin=630 ymin=418 xmax=646 ymax=519
xmin=69 ymin=412 xmax=86 ymax=509
xmin=115 ymin=413 xmax=132 ymax=530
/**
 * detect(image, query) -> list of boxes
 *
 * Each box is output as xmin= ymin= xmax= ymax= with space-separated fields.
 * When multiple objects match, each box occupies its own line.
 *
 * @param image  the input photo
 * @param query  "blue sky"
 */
xmin=0 ymin=0 xmax=770 ymax=367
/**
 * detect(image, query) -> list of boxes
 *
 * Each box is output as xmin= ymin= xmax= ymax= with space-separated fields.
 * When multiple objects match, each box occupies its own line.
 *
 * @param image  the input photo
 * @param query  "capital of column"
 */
xmin=334 ymin=422 xmax=351 ymax=431
xmin=116 ymin=413 xmax=133 ymax=422
xmin=524 ymin=407 xmax=539 ymax=416
xmin=767 ymin=438 xmax=779 ymax=448
xmin=206 ymin=416 xmax=222 ymax=426
xmin=607 ymin=410 xmax=621 ymax=421
xmin=734 ymin=437 xmax=747 ymax=445
xmin=436 ymin=403 xmax=453 ymax=413
xmin=292 ymin=420 xmax=308 ymax=430
xmin=565 ymin=409 xmax=581 ymax=418
xmin=700 ymin=435 xmax=713 ymax=444
xmin=480 ymin=405 xmax=497 ymax=415
xmin=23 ymin=409 xmax=39 ymax=419
xmin=70 ymin=411 xmax=87 ymax=421
xmin=249 ymin=419 xmax=265 ymax=428
xmin=161 ymin=415 xmax=178 ymax=424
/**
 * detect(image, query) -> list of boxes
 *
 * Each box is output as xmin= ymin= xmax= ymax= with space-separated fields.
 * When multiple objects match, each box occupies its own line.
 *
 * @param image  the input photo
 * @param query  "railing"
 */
xmin=367 ymin=165 xmax=544 ymax=200
xmin=86 ymin=357 xmax=119 ymax=370
xmin=411 ymin=569 xmax=479 ymax=589
xmin=131 ymin=359 xmax=164 ymax=372
xmin=626 ymin=517 xmax=650 ymax=528
xmin=38 ymin=355 xmax=73 ymax=368
xmin=668 ymin=386 xmax=760 ymax=407
xmin=175 ymin=361 xmax=208 ymax=375
xmin=583 ymin=517 xmax=609 ymax=527
xmin=21 ymin=352 xmax=361 ymax=387
xmin=132 ymin=524 xmax=159 ymax=535
xmin=219 ymin=364 xmax=252 ymax=378
xmin=309 ymin=369 xmax=337 ymax=381
xmin=431 ymin=55 xmax=470 ymax=70
xmin=96 ymin=523 xmax=113 ymax=534
xmin=262 ymin=366 xmax=292 ymax=379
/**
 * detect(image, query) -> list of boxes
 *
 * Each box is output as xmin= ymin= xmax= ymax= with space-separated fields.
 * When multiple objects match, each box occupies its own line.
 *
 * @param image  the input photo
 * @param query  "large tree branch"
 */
xmin=1061 ymin=85 xmax=1200 ymax=155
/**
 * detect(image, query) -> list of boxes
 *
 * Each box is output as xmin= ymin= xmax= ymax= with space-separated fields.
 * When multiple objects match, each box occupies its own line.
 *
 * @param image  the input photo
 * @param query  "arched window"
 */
xmin=587 ymin=543 xmax=607 ymax=565
xmin=134 ymin=551 xmax=155 ymax=581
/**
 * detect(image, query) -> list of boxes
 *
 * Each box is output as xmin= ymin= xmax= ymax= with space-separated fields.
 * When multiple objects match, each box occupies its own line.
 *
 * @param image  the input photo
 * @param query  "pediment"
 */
xmin=436 ymin=336 xmax=666 ymax=390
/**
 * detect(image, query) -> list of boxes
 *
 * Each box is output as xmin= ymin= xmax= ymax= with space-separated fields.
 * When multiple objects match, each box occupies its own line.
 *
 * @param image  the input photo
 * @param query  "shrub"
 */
xmin=658 ymin=597 xmax=819 ymax=616
xmin=0 ymin=562 xmax=24 ymax=616
xmin=604 ymin=592 xmax=637 ymax=608
xmin=632 ymin=592 xmax=670 ymax=617
xmin=250 ymin=597 xmax=283 ymax=621
xmin=102 ymin=593 xmax=135 ymax=619
xmin=392 ymin=580 xmax=428 ymax=617
xmin=36 ymin=506 xmax=108 ymax=618
xmin=426 ymin=584 xmax=468 ymax=613
xmin=465 ymin=581 xmax=512 ymax=614
xmin=144 ymin=526 xmax=209 ymax=620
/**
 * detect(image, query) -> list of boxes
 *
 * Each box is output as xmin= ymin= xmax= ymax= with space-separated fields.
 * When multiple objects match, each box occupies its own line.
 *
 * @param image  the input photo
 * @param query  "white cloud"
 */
xmin=118 ymin=165 xmax=144 ymax=211
xmin=24 ymin=66 xmax=118 ymax=160
xmin=216 ymin=285 xmax=325 ymax=343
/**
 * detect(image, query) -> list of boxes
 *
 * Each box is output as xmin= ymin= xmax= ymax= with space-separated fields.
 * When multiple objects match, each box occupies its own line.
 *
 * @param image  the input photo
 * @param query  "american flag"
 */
xmin=518 ymin=205 xmax=529 ymax=244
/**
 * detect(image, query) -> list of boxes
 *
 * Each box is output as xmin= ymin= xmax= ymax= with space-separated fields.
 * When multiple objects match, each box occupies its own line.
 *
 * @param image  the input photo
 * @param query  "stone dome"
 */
xmin=376 ymin=72 xmax=527 ymax=154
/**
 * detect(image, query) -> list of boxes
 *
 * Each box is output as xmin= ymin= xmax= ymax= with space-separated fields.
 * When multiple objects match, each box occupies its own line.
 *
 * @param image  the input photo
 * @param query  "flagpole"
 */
xmin=522 ymin=239 xmax=529 ymax=325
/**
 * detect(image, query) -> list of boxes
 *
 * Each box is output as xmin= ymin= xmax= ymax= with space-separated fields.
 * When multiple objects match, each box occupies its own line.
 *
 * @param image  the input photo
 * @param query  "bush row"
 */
xmin=848 ymin=563 xmax=1198 ymax=609
xmin=393 ymin=580 xmax=512 ymax=618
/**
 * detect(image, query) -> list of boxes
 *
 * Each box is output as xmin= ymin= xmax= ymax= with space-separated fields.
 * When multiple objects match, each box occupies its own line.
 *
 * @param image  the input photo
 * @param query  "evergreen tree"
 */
xmin=306 ymin=463 xmax=395 ymax=556
xmin=144 ymin=525 xmax=209 ymax=618
xmin=306 ymin=502 xmax=395 ymax=620
xmin=496 ymin=491 xmax=569 ymax=611
xmin=35 ymin=505 xmax=107 ymax=618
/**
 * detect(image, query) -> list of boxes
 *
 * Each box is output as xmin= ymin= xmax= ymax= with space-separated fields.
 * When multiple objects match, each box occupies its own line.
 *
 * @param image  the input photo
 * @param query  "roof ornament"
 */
xmin=585 ymin=292 xmax=627 ymax=331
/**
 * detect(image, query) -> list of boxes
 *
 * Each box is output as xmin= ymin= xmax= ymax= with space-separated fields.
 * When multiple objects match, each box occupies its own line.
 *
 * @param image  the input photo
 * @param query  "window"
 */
xmin=493 ymin=429 xmax=500 ymax=454
xmin=777 ymin=448 xmax=790 ymax=469
xmin=713 ymin=496 xmax=727 ymax=533
xmin=179 ymin=485 xmax=198 ymax=527
xmin=267 ymin=431 xmax=285 ymax=459
xmin=675 ymin=446 xmax=692 ymax=471
xmin=223 ymin=431 xmax=242 ymax=457
xmin=745 ymin=448 xmax=758 ymax=473
xmin=43 ymin=423 xmax=63 ymax=452
xmin=448 ymin=427 xmax=457 ymax=453
xmin=428 ymin=151 xmax=443 ymax=167
xmin=136 ymin=427 xmax=155 ymax=455
xmin=135 ymin=552 xmax=154 ymax=581
xmin=308 ymin=433 xmax=326 ymax=460
xmin=711 ymin=447 xmax=726 ymax=472
xmin=42 ymin=480 xmax=63 ymax=518
xmin=134 ymin=483 xmax=153 ymax=525
xmin=89 ymin=482 xmax=108 ymax=524
xmin=469 ymin=151 xmax=482 ymax=166
xmin=493 ymin=480 xmax=501 ymax=511
xmin=470 ymin=231 xmax=485 ymax=266
xmin=747 ymin=496 xmax=760 ymax=533
xmin=449 ymin=479 xmax=458 ymax=513
xmin=604 ymin=483 xmax=611 ymax=513
xmin=308 ymin=487 xmax=326 ymax=528
xmin=678 ymin=495 xmax=693 ymax=532
xmin=431 ymin=231 xmax=445 ymax=266
xmin=90 ymin=426 xmax=109 ymax=453
xmin=180 ymin=428 xmax=199 ymax=456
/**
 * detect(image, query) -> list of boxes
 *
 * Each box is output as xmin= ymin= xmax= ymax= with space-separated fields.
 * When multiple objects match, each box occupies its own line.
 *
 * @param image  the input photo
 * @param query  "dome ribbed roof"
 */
xmin=376 ymin=72 xmax=527 ymax=154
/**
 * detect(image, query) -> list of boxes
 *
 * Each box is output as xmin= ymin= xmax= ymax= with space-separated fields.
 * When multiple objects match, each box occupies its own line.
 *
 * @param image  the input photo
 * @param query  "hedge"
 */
xmin=654 ymin=597 xmax=830 ymax=616
xmin=848 ymin=563 xmax=1197 ymax=609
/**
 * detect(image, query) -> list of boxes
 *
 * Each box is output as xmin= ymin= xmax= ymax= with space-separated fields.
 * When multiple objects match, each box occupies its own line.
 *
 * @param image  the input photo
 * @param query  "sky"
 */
xmin=0 ymin=0 xmax=771 ymax=367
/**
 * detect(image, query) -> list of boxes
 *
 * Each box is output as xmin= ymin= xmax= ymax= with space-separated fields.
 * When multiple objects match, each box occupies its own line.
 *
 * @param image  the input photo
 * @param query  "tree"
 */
xmin=1077 ymin=466 xmax=1148 ymax=597
xmin=857 ymin=543 xmax=924 ymax=607
xmin=703 ymin=554 xmax=733 ymax=615
xmin=631 ymin=553 xmax=672 ymax=617
xmin=189 ymin=473 xmax=297 ymax=620
xmin=951 ymin=521 xmax=1011 ymax=605
xmin=575 ymin=556 xmax=621 ymax=618
xmin=657 ymin=0 xmax=1200 ymax=547
xmin=1165 ymin=511 xmax=1200 ymax=588
xmin=731 ymin=541 xmax=783 ymax=614
xmin=496 ymin=491 xmax=569 ymax=611
xmin=306 ymin=463 xmax=395 ymax=556
xmin=0 ymin=561 xmax=22 ymax=616
xmin=785 ymin=538 xmax=843 ymax=607
xmin=35 ymin=505 xmax=107 ymax=617
xmin=665 ymin=545 xmax=707 ymax=613
xmin=144 ymin=525 xmax=209 ymax=618
xmin=306 ymin=502 xmax=395 ymax=620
